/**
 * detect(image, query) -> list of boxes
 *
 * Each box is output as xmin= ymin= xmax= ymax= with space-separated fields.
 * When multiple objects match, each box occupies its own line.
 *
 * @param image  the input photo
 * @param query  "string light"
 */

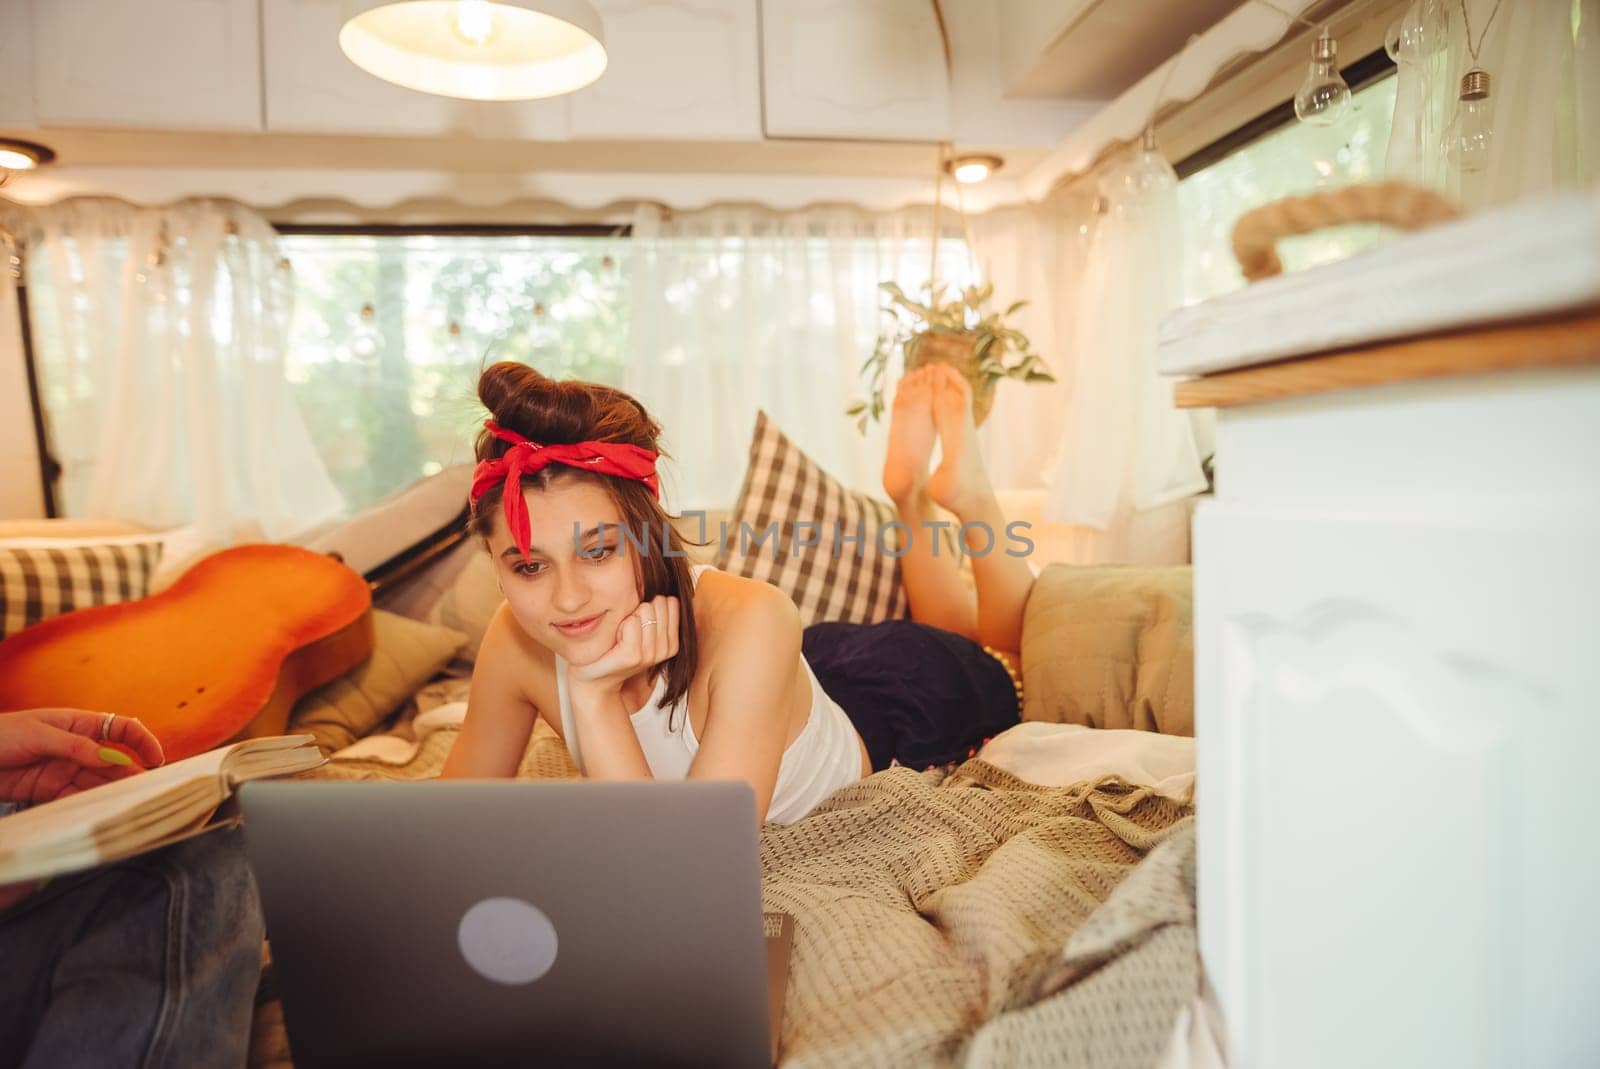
xmin=1446 ymin=0 xmax=1504 ymax=188
xmin=1247 ymin=0 xmax=1352 ymax=127
xmin=1293 ymin=27 xmax=1352 ymax=126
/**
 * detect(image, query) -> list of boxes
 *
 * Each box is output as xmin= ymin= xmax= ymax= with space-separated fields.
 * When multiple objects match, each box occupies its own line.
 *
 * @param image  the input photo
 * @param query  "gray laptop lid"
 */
xmin=239 ymin=780 xmax=770 ymax=1069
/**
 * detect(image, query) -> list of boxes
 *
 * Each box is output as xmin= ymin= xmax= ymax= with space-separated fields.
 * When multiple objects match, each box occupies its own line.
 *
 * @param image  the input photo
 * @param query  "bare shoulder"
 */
xmin=476 ymin=602 xmax=559 ymax=720
xmin=692 ymin=571 xmax=802 ymax=664
xmin=444 ymin=603 xmax=559 ymax=778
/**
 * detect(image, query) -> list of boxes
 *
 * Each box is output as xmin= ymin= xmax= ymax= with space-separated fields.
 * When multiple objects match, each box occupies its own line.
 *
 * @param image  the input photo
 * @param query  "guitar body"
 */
xmin=0 ymin=545 xmax=373 ymax=761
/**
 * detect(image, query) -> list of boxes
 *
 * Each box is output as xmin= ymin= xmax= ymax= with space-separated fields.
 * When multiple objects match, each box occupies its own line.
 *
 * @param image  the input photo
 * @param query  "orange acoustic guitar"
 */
xmin=0 ymin=544 xmax=373 ymax=761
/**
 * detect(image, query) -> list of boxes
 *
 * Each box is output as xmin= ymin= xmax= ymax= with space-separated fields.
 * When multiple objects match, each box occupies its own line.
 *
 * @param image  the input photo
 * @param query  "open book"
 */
xmin=0 ymin=734 xmax=324 ymax=884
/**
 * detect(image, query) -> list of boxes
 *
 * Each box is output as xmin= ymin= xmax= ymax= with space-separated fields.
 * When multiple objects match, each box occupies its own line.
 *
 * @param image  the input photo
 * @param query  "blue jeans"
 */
xmin=0 ymin=826 xmax=264 ymax=1069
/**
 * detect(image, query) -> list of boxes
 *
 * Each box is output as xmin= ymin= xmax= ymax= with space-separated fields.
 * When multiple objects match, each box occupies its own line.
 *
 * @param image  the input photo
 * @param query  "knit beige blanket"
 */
xmin=763 ymin=760 xmax=1195 ymax=1068
xmin=252 ymin=727 xmax=1196 ymax=1068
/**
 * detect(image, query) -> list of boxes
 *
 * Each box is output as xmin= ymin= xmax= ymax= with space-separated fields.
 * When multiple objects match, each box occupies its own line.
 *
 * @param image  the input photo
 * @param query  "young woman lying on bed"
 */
xmin=441 ymin=361 xmax=1027 ymax=822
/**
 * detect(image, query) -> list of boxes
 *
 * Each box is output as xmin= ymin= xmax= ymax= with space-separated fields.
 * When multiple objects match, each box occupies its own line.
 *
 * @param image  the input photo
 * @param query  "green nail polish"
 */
xmin=98 ymin=747 xmax=132 ymax=767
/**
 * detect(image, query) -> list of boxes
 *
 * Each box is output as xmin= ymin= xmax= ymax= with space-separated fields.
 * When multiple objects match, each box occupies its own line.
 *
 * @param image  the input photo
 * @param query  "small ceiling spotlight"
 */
xmin=0 ymin=138 xmax=55 ymax=173
xmin=0 ymin=138 xmax=54 ymax=189
xmin=945 ymin=154 xmax=1004 ymax=185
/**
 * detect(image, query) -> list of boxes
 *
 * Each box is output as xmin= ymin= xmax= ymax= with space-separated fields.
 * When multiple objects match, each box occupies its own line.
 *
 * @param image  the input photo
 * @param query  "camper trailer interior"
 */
xmin=0 ymin=0 xmax=1596 ymax=1066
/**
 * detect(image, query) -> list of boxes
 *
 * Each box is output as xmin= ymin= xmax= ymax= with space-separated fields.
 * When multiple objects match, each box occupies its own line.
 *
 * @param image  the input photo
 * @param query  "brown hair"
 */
xmin=470 ymin=361 xmax=699 ymax=718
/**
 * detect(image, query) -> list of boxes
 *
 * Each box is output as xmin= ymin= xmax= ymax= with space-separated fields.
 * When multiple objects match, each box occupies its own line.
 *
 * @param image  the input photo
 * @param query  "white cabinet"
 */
xmin=568 ymin=0 xmax=760 ymax=140
xmin=30 ymin=0 xmax=262 ymax=131
xmin=261 ymin=0 xmax=570 ymax=139
xmin=1169 ymin=187 xmax=1600 ymax=1069
xmin=8 ymin=0 xmax=1073 ymax=148
xmin=0 ymin=1 xmax=37 ymax=128
xmin=760 ymin=0 xmax=949 ymax=142
xmin=942 ymin=0 xmax=1084 ymax=149
xmin=264 ymin=0 xmax=755 ymax=141
xmin=1190 ymin=359 xmax=1600 ymax=1067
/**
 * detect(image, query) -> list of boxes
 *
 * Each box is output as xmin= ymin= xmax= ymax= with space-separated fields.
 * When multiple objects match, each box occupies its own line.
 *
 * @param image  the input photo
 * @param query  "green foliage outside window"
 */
xmin=280 ymin=233 xmax=631 ymax=510
xmin=1178 ymin=74 xmax=1398 ymax=306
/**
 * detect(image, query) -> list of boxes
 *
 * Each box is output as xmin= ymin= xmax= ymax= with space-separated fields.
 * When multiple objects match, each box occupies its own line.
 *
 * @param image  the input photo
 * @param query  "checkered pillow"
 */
xmin=0 ymin=537 xmax=164 ymax=639
xmin=715 ymin=411 xmax=909 ymax=627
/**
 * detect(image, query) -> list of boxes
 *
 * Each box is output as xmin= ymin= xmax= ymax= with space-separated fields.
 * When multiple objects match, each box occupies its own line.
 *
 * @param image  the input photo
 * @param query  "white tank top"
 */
xmin=553 ymin=565 xmax=864 ymax=823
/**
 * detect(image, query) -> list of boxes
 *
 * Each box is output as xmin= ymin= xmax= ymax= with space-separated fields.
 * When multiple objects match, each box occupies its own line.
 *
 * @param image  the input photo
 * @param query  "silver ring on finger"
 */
xmin=99 ymin=712 xmax=116 ymax=741
xmin=641 ymin=618 xmax=658 ymax=627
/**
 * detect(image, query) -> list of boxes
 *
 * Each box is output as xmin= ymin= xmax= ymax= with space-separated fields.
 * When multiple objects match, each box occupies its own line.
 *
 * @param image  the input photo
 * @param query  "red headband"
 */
xmin=470 ymin=420 xmax=660 ymax=562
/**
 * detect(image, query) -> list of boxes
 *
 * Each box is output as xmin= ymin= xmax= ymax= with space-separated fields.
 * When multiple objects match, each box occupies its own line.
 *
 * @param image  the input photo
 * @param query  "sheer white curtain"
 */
xmin=1387 ymin=0 xmax=1599 ymax=210
xmin=4 ymin=197 xmax=344 ymax=544
xmin=626 ymin=194 xmax=1206 ymax=565
xmin=1031 ymin=147 xmax=1208 ymax=554
xmin=624 ymin=204 xmax=977 ymax=511
xmin=964 ymin=202 xmax=1072 ymax=494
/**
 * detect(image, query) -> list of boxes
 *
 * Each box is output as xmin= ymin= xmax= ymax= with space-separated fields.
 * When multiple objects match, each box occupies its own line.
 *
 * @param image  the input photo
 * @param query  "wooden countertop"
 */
xmin=1172 ymin=308 xmax=1600 ymax=409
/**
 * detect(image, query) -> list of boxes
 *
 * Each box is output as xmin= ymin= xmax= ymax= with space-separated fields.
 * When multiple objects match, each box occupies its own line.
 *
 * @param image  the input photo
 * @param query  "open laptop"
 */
xmin=239 ymin=780 xmax=782 ymax=1069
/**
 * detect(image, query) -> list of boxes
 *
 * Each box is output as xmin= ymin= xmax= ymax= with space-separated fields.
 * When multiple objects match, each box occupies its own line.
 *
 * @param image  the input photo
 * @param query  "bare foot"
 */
xmin=882 ymin=366 xmax=938 ymax=506
xmin=927 ymin=364 xmax=995 ymax=518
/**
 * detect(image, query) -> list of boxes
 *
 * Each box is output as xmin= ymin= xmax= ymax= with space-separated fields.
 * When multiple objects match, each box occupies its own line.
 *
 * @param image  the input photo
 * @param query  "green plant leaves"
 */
xmin=852 ymin=278 xmax=1055 ymax=432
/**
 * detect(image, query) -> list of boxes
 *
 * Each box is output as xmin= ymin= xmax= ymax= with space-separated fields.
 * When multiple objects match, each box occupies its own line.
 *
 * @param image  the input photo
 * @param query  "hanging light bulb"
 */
xmin=1096 ymin=130 xmax=1176 ymax=217
xmin=1383 ymin=12 xmax=1405 ymax=63
xmin=1445 ymin=69 xmax=1494 ymax=177
xmin=1294 ymin=28 xmax=1352 ymax=127
xmin=1125 ymin=128 xmax=1177 ymax=198
xmin=452 ymin=1 xmax=498 ymax=46
xmin=1385 ymin=0 xmax=1448 ymax=65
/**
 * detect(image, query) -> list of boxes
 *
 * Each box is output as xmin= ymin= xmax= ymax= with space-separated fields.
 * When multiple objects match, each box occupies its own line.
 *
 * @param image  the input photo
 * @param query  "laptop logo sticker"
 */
xmin=457 ymin=897 xmax=559 ymax=985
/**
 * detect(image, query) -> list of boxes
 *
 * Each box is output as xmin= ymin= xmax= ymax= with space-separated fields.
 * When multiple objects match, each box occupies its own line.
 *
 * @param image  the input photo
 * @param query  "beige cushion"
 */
xmin=289 ymin=609 xmax=466 ymax=754
xmin=425 ymin=551 xmax=504 ymax=667
xmin=1020 ymin=563 xmax=1194 ymax=736
xmin=298 ymin=463 xmax=473 ymax=578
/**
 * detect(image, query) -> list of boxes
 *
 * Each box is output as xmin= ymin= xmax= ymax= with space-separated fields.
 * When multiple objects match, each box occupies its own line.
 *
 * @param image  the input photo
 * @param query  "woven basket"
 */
xmin=905 ymin=330 xmax=998 ymax=425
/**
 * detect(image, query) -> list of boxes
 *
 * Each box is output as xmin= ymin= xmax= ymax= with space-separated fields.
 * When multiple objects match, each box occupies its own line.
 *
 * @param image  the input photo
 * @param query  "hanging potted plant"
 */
xmin=847 ymin=280 xmax=1054 ymax=434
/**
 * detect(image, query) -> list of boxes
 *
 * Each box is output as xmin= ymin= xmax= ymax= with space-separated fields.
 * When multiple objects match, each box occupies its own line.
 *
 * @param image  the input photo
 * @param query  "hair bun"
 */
xmin=474 ymin=360 xmax=665 ymax=460
xmin=478 ymin=361 xmax=551 ymax=425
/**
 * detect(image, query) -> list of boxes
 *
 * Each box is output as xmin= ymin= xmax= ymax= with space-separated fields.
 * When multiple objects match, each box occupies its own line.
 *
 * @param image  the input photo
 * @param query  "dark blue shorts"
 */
xmin=801 ymin=619 xmax=1021 ymax=772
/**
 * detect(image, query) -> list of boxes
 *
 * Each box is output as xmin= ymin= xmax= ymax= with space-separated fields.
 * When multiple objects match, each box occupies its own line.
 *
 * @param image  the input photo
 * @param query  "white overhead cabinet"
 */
xmin=261 ymin=0 xmax=569 ymax=139
xmin=0 ymin=1 xmax=36 ymax=128
xmin=30 ymin=0 xmax=262 ymax=131
xmin=5 ymin=0 xmax=1076 ymax=148
xmin=759 ymin=0 xmax=950 ymax=142
xmin=568 ymin=0 xmax=761 ymax=141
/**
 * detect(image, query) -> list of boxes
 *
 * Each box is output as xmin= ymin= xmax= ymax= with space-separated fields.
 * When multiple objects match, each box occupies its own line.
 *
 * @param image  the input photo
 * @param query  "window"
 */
xmin=1177 ymin=70 xmax=1399 ymax=306
xmin=283 ymin=225 xmax=978 ymax=513
xmin=279 ymin=229 xmax=631 ymax=510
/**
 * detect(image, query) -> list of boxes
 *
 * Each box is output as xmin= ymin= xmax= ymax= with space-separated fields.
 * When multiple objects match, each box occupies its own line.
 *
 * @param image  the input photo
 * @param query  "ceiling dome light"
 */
xmin=946 ymin=154 xmax=1003 ymax=185
xmin=0 ymin=139 xmax=55 ymax=172
xmin=339 ymin=0 xmax=607 ymax=101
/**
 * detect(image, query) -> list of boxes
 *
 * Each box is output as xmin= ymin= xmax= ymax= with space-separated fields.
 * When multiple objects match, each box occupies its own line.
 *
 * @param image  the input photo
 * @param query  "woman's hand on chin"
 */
xmin=567 ymin=595 xmax=681 ymax=698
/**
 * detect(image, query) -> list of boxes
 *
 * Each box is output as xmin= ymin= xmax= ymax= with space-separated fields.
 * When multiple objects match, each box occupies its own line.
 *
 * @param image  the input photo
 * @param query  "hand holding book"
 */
xmin=0 ymin=723 xmax=322 ymax=886
xmin=0 ymin=707 xmax=165 ymax=805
